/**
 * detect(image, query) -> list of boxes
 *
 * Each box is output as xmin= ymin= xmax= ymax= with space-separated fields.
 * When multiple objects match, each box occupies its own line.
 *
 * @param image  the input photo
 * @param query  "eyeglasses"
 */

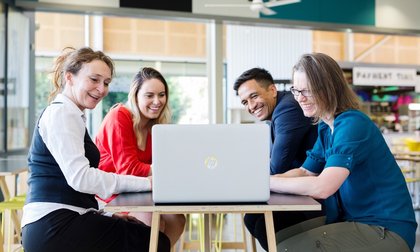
xmin=290 ymin=87 xmax=312 ymax=97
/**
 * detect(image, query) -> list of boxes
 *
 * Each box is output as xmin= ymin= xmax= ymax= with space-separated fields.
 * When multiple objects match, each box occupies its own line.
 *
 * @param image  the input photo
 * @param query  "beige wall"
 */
xmin=35 ymin=12 xmax=420 ymax=65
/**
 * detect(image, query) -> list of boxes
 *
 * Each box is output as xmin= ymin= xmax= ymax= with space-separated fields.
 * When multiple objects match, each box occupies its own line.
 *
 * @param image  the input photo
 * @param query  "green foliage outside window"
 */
xmin=35 ymin=71 xmax=52 ymax=119
xmin=101 ymin=92 xmax=128 ymax=115
xmin=167 ymin=77 xmax=190 ymax=124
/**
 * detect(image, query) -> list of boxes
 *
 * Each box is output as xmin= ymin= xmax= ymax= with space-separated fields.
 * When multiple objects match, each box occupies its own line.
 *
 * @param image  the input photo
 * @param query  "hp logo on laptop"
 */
xmin=204 ymin=156 xmax=218 ymax=170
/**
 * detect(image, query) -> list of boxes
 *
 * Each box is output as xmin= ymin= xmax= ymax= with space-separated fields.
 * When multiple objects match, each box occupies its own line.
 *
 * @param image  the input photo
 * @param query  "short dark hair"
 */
xmin=233 ymin=67 xmax=274 ymax=94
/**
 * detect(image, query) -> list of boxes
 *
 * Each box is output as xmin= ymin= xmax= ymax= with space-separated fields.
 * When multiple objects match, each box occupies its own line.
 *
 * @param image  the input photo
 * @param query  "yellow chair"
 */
xmin=179 ymin=213 xmax=204 ymax=251
xmin=212 ymin=213 xmax=254 ymax=252
xmin=0 ymin=195 xmax=26 ymax=252
xmin=179 ymin=213 xmax=254 ymax=252
xmin=404 ymin=138 xmax=420 ymax=152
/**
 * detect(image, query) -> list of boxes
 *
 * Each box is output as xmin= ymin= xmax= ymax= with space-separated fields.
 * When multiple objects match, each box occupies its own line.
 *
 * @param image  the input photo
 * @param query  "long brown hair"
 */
xmin=49 ymin=47 xmax=115 ymax=103
xmin=292 ymin=53 xmax=360 ymax=123
xmin=126 ymin=67 xmax=171 ymax=149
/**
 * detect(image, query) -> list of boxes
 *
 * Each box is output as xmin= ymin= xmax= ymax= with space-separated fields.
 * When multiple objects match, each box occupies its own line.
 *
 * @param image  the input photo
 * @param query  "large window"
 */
xmin=0 ymin=3 xmax=5 ymax=153
xmin=0 ymin=6 xmax=30 ymax=154
xmin=34 ymin=13 xmax=211 ymax=138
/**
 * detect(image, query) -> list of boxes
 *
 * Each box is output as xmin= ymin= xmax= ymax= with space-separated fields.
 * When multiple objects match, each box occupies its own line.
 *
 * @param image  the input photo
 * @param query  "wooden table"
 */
xmin=105 ymin=192 xmax=321 ymax=252
xmin=0 ymin=157 xmax=28 ymax=201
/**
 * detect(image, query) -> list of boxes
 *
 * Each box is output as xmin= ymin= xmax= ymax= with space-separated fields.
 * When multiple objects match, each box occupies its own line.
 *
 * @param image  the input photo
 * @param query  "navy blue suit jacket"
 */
xmin=269 ymin=91 xmax=317 ymax=174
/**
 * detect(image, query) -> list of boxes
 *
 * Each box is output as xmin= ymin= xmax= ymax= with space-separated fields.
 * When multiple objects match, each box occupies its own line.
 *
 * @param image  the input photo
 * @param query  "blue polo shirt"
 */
xmin=303 ymin=110 xmax=417 ymax=250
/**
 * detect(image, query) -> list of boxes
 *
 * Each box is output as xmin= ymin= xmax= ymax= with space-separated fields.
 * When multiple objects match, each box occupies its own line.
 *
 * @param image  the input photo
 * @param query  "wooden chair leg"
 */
xmin=177 ymin=218 xmax=187 ymax=252
xmin=250 ymin=235 xmax=257 ymax=252
xmin=0 ymin=211 xmax=4 ymax=252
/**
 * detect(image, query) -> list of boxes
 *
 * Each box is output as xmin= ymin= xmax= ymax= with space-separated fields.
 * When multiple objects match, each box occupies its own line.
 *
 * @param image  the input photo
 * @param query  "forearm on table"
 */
xmin=270 ymin=167 xmax=348 ymax=199
xmin=270 ymin=175 xmax=321 ymax=198
xmin=272 ymin=167 xmax=310 ymax=177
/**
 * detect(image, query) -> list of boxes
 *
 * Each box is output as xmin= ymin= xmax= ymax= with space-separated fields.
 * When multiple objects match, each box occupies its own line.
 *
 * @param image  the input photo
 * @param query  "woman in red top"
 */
xmin=96 ymin=67 xmax=185 ymax=247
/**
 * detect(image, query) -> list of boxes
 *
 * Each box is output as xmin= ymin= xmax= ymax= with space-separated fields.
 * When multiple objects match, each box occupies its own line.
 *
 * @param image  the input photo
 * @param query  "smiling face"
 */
xmin=64 ymin=59 xmax=112 ymax=110
xmin=136 ymin=78 xmax=167 ymax=122
xmin=237 ymin=79 xmax=277 ymax=121
xmin=292 ymin=71 xmax=317 ymax=118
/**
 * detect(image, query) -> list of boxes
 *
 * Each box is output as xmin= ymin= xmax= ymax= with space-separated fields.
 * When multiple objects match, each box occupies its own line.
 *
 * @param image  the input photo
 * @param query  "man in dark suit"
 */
xmin=234 ymin=67 xmax=321 ymax=251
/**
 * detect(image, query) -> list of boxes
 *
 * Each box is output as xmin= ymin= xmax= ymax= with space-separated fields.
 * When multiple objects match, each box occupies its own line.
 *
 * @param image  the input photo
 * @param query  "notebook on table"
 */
xmin=151 ymin=124 xmax=270 ymax=204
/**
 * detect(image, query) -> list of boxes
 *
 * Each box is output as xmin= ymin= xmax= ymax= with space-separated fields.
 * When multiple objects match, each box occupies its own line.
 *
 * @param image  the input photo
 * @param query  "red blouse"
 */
xmin=96 ymin=104 xmax=151 ymax=177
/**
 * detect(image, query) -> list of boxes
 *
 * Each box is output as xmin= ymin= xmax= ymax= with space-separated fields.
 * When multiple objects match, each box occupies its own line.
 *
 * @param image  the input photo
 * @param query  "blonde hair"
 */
xmin=49 ymin=47 xmax=115 ymax=103
xmin=292 ymin=53 xmax=360 ymax=124
xmin=126 ymin=67 xmax=171 ymax=149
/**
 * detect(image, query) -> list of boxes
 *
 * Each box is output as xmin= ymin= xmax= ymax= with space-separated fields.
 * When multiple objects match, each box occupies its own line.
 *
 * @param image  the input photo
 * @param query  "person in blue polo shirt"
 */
xmin=270 ymin=52 xmax=417 ymax=251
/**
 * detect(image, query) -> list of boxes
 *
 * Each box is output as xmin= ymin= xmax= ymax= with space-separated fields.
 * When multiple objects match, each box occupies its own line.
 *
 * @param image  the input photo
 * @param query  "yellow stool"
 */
xmin=8 ymin=196 xmax=25 ymax=202
xmin=179 ymin=213 xmax=254 ymax=252
xmin=0 ymin=195 xmax=26 ymax=252
xmin=212 ymin=213 xmax=253 ymax=252
xmin=179 ymin=213 xmax=204 ymax=251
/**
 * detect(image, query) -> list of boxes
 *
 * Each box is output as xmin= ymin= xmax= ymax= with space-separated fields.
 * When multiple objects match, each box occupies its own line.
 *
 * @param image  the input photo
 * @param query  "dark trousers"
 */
xmin=244 ymin=210 xmax=324 ymax=251
xmin=22 ymin=209 xmax=170 ymax=252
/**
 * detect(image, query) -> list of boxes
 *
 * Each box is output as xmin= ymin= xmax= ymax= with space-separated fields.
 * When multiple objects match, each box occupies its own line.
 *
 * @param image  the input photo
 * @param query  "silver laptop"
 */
xmin=151 ymin=124 xmax=270 ymax=203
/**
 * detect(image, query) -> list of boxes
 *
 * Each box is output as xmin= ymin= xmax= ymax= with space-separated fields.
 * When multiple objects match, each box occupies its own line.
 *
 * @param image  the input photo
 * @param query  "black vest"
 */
xmin=26 ymin=113 xmax=99 ymax=209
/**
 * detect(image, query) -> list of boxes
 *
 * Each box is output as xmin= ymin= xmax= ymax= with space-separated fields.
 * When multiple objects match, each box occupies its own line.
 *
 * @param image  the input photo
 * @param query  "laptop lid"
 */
xmin=152 ymin=124 xmax=270 ymax=203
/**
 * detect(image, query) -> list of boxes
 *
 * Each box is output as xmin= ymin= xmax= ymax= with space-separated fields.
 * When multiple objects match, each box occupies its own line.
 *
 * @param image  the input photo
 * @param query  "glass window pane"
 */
xmin=167 ymin=76 xmax=208 ymax=124
xmin=102 ymin=61 xmax=208 ymax=125
xmin=7 ymin=8 xmax=29 ymax=150
xmin=0 ymin=4 xmax=5 ymax=152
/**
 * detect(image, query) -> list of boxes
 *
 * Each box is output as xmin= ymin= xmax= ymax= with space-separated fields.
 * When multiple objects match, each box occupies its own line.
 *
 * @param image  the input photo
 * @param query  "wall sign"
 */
xmin=352 ymin=67 xmax=417 ymax=86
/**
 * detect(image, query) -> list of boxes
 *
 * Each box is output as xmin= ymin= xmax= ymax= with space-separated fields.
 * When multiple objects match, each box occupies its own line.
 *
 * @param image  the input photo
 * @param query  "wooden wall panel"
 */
xmin=136 ymin=20 xmax=166 ymax=32
xmin=135 ymin=34 xmax=166 ymax=55
xmin=314 ymin=30 xmax=420 ymax=65
xmin=35 ymin=13 xmax=84 ymax=52
xmin=399 ymin=49 xmax=419 ymax=65
xmin=375 ymin=47 xmax=396 ymax=63
xmin=398 ymin=36 xmax=418 ymax=47
xmin=315 ymin=44 xmax=342 ymax=60
xmin=105 ymin=33 xmax=132 ymax=53
xmin=312 ymin=31 xmax=343 ymax=60
xmin=35 ymin=12 xmax=420 ymax=65
xmin=103 ymin=17 xmax=206 ymax=58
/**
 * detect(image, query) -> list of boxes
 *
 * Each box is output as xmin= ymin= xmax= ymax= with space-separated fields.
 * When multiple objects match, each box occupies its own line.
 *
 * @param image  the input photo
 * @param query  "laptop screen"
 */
xmin=152 ymin=124 xmax=270 ymax=203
